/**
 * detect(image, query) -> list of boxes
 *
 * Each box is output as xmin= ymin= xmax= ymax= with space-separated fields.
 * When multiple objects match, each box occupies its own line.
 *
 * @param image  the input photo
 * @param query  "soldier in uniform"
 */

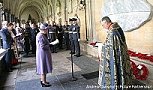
xmin=69 ymin=18 xmax=80 ymax=57
xmin=23 ymin=23 xmax=31 ymax=57
xmin=48 ymin=21 xmax=58 ymax=53
xmin=30 ymin=23 xmax=38 ymax=54
xmin=57 ymin=23 xmax=64 ymax=49
xmin=63 ymin=21 xmax=70 ymax=50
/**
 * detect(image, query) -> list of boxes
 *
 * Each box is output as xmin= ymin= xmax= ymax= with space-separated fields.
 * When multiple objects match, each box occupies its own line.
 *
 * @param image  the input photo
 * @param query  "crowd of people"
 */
xmin=0 ymin=18 xmax=81 ymax=73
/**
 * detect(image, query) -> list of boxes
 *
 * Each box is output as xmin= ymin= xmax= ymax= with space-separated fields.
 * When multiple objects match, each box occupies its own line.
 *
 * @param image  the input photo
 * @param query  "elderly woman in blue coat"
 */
xmin=36 ymin=23 xmax=52 ymax=87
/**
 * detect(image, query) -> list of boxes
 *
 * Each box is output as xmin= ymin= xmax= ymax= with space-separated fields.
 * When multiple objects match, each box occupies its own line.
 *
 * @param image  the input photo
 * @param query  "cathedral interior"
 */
xmin=0 ymin=0 xmax=153 ymax=89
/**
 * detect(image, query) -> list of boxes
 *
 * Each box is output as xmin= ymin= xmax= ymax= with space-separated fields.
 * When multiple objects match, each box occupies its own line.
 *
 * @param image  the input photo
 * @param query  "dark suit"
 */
xmin=24 ymin=27 xmax=31 ymax=56
xmin=0 ymin=28 xmax=13 ymax=71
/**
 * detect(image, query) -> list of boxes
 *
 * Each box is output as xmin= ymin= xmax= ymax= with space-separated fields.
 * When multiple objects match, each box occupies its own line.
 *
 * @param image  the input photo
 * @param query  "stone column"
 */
xmin=86 ymin=0 xmax=96 ymax=42
xmin=1 ymin=10 xmax=5 ymax=22
xmin=11 ymin=14 xmax=15 ymax=22
xmin=18 ymin=19 xmax=21 ymax=26
xmin=15 ymin=17 xmax=18 ymax=23
xmin=7 ymin=9 xmax=10 ymax=23
xmin=9 ymin=12 xmax=12 ymax=23
xmin=84 ymin=0 xmax=88 ymax=41
xmin=4 ymin=9 xmax=8 ymax=21
xmin=90 ymin=0 xmax=97 ymax=42
xmin=52 ymin=0 xmax=56 ymax=21
xmin=64 ymin=0 xmax=67 ymax=21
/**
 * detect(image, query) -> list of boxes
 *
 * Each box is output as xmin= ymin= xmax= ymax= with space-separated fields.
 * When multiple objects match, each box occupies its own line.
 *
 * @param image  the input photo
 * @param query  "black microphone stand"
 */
xmin=70 ymin=40 xmax=77 ymax=81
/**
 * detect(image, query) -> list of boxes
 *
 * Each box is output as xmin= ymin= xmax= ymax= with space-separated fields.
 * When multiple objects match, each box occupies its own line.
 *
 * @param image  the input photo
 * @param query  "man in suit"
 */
xmin=23 ymin=23 xmax=31 ymax=57
xmin=0 ymin=23 xmax=14 ymax=72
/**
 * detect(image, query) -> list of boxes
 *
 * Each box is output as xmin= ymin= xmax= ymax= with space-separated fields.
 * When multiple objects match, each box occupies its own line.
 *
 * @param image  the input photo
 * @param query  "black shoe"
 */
xmin=74 ymin=55 xmax=80 ymax=57
xmin=40 ymin=81 xmax=50 ymax=84
xmin=70 ymin=52 xmax=75 ymax=54
xmin=40 ymin=82 xmax=51 ymax=87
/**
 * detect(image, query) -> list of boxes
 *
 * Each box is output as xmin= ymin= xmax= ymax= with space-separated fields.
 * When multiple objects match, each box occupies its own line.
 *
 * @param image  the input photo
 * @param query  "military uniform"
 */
xmin=48 ymin=25 xmax=57 ymax=53
xmin=57 ymin=25 xmax=64 ymax=49
xmin=69 ymin=18 xmax=80 ymax=57
xmin=63 ymin=24 xmax=70 ymax=50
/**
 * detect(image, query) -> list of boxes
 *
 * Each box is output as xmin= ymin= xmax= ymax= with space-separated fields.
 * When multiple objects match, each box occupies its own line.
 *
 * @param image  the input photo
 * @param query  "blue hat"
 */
xmin=40 ymin=23 xmax=48 ymax=30
xmin=43 ymin=23 xmax=48 ymax=27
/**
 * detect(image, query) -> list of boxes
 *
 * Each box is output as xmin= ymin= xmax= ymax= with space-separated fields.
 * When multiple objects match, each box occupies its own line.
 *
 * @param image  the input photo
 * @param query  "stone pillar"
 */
xmin=86 ymin=0 xmax=95 ymax=42
xmin=9 ymin=13 xmax=12 ymax=22
xmin=11 ymin=14 xmax=15 ymax=22
xmin=1 ymin=10 xmax=4 ymax=22
xmin=52 ymin=0 xmax=56 ymax=21
xmin=84 ymin=0 xmax=88 ymax=41
xmin=64 ymin=0 xmax=68 ymax=21
xmin=4 ymin=9 xmax=8 ymax=21
xmin=7 ymin=9 xmax=10 ymax=23
xmin=17 ymin=18 xmax=21 ymax=26
xmin=15 ymin=17 xmax=18 ymax=23
xmin=4 ymin=9 xmax=11 ymax=23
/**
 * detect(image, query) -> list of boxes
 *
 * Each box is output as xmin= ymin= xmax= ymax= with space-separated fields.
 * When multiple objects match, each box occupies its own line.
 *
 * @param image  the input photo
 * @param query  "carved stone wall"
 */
xmin=102 ymin=0 xmax=152 ymax=32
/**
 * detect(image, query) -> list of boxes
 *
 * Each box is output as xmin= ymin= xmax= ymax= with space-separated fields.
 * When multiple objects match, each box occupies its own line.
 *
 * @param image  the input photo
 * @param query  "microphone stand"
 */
xmin=70 ymin=40 xmax=77 ymax=81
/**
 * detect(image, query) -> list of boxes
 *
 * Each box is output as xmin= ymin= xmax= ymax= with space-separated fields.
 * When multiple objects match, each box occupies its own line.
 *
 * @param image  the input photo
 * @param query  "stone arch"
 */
xmin=13 ymin=0 xmax=46 ymax=19
xmin=19 ymin=6 xmax=42 ymax=23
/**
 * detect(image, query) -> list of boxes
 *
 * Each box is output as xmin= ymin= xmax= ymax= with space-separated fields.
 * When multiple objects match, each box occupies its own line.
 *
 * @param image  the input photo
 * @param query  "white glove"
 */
xmin=50 ymin=39 xmax=59 ymax=45
xmin=78 ymin=39 xmax=80 ymax=41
